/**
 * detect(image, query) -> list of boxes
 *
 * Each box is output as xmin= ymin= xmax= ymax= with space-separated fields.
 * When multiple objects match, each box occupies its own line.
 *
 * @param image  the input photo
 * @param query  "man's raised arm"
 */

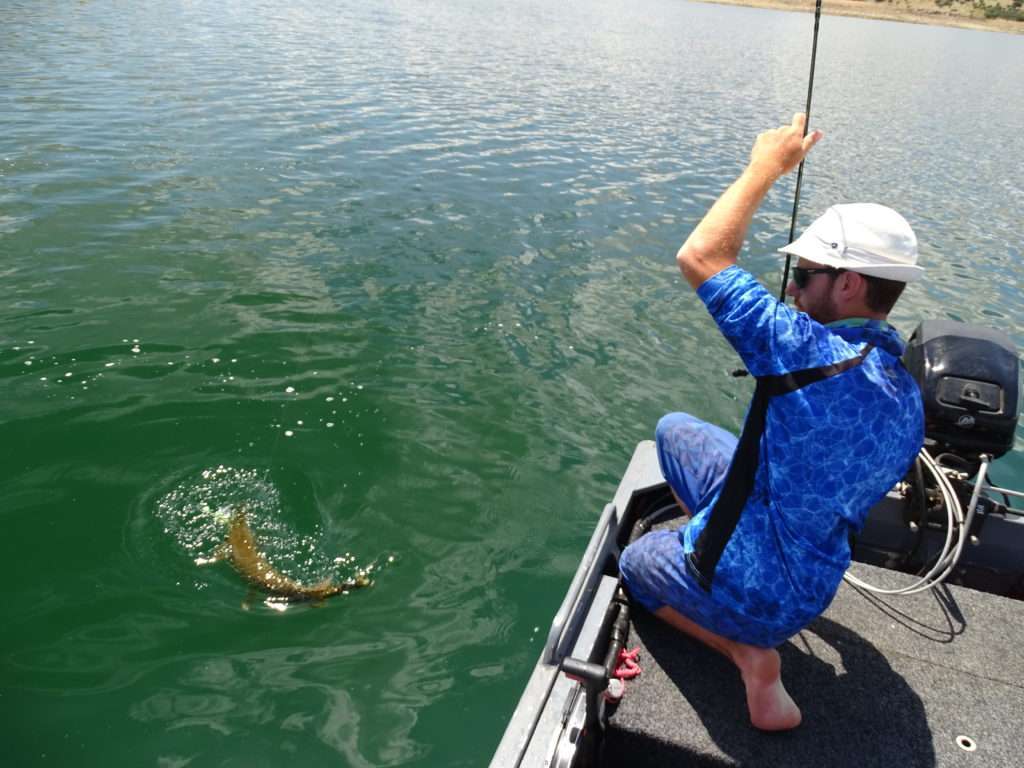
xmin=675 ymin=113 xmax=823 ymax=290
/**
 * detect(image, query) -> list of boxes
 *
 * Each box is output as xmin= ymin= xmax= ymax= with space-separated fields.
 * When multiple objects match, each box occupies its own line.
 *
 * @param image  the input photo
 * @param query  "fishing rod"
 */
xmin=778 ymin=0 xmax=824 ymax=302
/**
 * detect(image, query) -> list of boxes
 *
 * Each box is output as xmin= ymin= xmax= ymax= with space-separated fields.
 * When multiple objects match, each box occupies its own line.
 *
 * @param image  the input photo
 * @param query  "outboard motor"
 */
xmin=903 ymin=319 xmax=1021 ymax=472
xmin=842 ymin=319 xmax=1024 ymax=598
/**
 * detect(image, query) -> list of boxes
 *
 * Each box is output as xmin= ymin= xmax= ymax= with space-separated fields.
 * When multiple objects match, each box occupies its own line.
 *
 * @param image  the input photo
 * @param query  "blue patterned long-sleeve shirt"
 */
xmin=687 ymin=265 xmax=923 ymax=630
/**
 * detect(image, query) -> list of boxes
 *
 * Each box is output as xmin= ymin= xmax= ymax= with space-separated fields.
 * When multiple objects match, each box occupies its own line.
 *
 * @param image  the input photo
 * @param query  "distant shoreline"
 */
xmin=689 ymin=0 xmax=1024 ymax=35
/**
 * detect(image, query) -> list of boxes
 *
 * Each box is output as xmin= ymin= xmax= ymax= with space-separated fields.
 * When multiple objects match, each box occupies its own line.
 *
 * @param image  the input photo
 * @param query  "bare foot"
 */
xmin=650 ymin=606 xmax=802 ymax=731
xmin=734 ymin=646 xmax=802 ymax=731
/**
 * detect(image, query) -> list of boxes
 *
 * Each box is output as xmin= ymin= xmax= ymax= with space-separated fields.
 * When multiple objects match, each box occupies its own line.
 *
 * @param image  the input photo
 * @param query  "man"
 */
xmin=619 ymin=114 xmax=924 ymax=731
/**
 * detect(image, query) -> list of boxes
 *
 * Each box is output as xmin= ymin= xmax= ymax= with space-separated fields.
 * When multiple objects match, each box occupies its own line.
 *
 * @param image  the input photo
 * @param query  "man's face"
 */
xmin=786 ymin=259 xmax=841 ymax=324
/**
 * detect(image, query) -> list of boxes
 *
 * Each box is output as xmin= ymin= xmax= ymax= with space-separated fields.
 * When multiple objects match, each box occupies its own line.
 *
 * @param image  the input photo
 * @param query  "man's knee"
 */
xmin=655 ymin=412 xmax=700 ymax=451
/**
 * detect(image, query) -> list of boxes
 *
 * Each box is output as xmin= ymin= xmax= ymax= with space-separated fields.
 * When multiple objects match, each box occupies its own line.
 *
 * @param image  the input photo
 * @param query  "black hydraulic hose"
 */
xmin=779 ymin=0 xmax=824 ymax=302
xmin=901 ymin=456 xmax=929 ymax=568
xmin=602 ymin=587 xmax=632 ymax=679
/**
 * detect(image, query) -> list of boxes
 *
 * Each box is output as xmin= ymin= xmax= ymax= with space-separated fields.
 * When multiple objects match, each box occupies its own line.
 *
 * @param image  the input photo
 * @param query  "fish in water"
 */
xmin=206 ymin=505 xmax=370 ymax=604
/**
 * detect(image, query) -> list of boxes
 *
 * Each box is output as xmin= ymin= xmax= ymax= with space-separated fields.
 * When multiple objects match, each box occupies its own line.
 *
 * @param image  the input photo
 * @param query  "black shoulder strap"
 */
xmin=685 ymin=344 xmax=874 ymax=592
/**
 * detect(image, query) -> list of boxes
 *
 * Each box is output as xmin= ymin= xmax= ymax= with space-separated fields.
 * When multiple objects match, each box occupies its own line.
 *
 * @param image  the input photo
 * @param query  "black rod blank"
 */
xmin=779 ymin=0 xmax=824 ymax=302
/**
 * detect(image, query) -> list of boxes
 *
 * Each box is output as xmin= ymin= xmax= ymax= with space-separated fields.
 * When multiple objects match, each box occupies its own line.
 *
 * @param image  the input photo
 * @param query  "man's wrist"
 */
xmin=740 ymin=164 xmax=780 ymax=192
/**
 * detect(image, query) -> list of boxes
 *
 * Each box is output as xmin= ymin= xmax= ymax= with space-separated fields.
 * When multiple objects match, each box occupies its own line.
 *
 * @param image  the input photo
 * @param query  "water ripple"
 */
xmin=2 ymin=0 xmax=1023 ymax=765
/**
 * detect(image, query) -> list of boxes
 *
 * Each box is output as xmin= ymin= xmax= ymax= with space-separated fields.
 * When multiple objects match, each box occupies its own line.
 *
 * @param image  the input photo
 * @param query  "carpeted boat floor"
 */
xmin=603 ymin=557 xmax=1024 ymax=767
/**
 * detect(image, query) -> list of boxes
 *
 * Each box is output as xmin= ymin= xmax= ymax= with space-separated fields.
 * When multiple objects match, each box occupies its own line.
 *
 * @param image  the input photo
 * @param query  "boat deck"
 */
xmin=604 ymin=540 xmax=1024 ymax=767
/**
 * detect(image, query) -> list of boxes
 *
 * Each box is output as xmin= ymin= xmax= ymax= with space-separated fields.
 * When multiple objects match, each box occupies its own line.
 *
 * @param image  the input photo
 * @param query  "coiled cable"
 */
xmin=844 ymin=450 xmax=991 ymax=596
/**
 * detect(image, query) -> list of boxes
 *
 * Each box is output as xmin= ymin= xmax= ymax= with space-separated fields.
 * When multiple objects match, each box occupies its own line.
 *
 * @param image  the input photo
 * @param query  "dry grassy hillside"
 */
xmin=695 ymin=0 xmax=1024 ymax=34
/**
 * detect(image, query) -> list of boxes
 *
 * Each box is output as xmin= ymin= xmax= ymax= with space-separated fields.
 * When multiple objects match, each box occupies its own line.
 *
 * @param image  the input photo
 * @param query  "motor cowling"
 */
xmin=903 ymin=319 xmax=1020 ymax=463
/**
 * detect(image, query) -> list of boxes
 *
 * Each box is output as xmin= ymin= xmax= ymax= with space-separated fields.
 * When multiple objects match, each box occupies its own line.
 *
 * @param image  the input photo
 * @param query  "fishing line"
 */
xmin=778 ymin=0 xmax=824 ymax=302
xmin=260 ymin=395 xmax=291 ymax=489
xmin=253 ymin=370 xmax=297 ymax=493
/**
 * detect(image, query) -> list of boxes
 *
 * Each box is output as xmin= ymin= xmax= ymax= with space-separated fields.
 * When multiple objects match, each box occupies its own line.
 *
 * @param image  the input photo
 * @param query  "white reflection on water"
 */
xmin=127 ymin=645 xmax=426 ymax=765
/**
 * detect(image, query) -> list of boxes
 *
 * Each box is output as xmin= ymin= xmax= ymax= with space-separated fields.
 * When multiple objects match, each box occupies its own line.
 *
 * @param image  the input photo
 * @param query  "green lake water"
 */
xmin=2 ymin=0 xmax=1022 ymax=765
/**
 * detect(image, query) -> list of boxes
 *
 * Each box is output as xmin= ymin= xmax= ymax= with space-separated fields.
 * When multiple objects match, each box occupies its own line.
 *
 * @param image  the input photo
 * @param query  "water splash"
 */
xmin=154 ymin=466 xmax=278 ymax=566
xmin=153 ymin=466 xmax=380 ymax=598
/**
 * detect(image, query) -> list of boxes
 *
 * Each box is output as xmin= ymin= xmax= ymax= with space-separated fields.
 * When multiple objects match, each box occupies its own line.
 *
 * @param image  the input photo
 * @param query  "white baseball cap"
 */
xmin=778 ymin=203 xmax=924 ymax=283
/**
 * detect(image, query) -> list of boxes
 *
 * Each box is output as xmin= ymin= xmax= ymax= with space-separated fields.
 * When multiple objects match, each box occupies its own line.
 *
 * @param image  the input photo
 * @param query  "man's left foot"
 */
xmin=736 ymin=646 xmax=802 ymax=731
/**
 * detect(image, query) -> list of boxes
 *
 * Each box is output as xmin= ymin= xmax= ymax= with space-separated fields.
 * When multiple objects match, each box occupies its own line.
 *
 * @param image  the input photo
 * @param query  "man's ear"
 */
xmin=839 ymin=271 xmax=866 ymax=302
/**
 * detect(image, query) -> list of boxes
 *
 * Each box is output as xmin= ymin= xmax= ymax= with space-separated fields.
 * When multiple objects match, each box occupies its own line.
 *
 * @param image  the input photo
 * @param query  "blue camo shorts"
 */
xmin=619 ymin=412 xmax=793 ymax=648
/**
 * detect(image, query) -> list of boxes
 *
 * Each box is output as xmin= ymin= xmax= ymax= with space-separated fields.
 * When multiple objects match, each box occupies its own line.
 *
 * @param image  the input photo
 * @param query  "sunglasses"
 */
xmin=791 ymin=266 xmax=845 ymax=289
